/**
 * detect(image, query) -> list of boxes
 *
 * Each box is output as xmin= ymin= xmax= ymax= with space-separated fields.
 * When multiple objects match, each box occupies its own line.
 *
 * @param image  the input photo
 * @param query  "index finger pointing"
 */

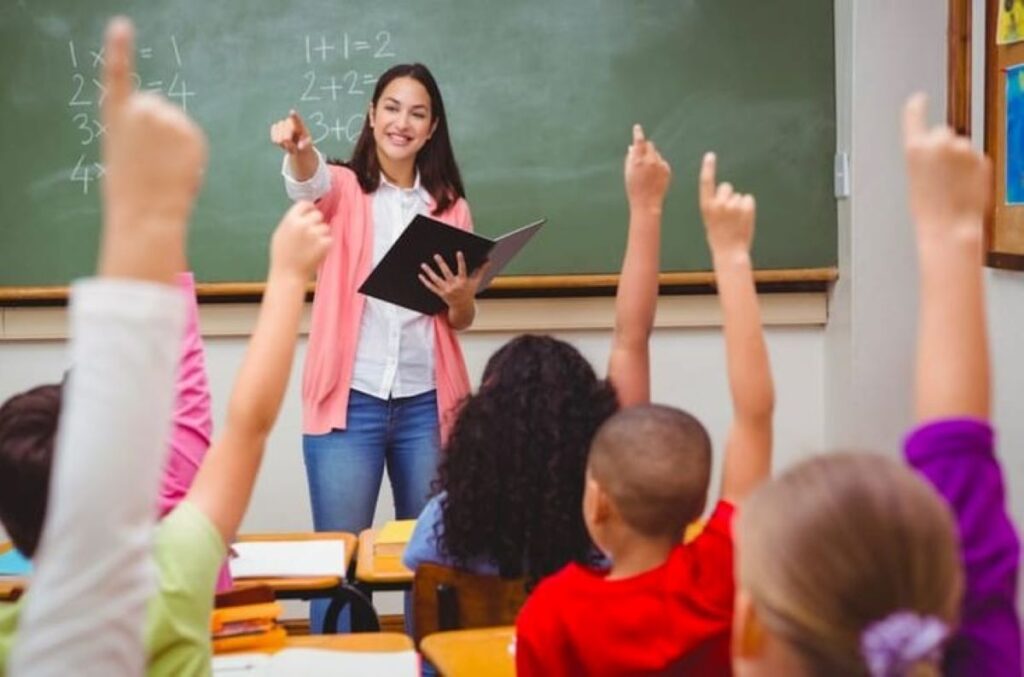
xmin=699 ymin=152 xmax=717 ymax=206
xmin=101 ymin=16 xmax=135 ymax=124
xmin=632 ymin=124 xmax=645 ymax=145
xmin=902 ymin=92 xmax=929 ymax=144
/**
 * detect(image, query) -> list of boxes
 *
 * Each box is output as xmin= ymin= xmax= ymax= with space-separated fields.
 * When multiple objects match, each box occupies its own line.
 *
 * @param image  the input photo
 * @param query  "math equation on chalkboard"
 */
xmin=297 ymin=31 xmax=397 ymax=145
xmin=60 ymin=29 xmax=397 ymax=196
xmin=65 ymin=36 xmax=195 ymax=195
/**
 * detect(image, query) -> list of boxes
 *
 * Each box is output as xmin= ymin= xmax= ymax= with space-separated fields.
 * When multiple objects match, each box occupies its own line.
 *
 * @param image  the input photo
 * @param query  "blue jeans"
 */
xmin=303 ymin=389 xmax=440 ymax=632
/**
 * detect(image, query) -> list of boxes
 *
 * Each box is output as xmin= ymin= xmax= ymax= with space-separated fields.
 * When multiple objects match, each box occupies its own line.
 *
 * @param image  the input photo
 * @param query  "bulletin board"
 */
xmin=985 ymin=0 xmax=1024 ymax=269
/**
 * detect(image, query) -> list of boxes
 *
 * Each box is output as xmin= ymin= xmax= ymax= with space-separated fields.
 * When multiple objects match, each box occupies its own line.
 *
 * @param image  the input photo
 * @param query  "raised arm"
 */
xmin=902 ymin=94 xmax=1021 ymax=674
xmin=699 ymin=153 xmax=774 ymax=504
xmin=607 ymin=124 xmax=670 ymax=406
xmin=904 ymin=94 xmax=990 ymax=422
xmin=185 ymin=201 xmax=331 ymax=544
xmin=10 ymin=17 xmax=207 ymax=676
xmin=158 ymin=271 xmax=213 ymax=516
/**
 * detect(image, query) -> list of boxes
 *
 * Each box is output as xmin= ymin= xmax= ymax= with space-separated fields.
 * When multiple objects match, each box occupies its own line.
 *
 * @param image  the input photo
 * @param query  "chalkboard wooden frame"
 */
xmin=0 ymin=268 xmax=837 ymax=305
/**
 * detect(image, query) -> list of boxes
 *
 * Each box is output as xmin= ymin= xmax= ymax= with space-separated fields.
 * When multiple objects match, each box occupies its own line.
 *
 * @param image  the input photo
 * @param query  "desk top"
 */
xmin=356 ymin=529 xmax=413 ymax=585
xmin=214 ymin=632 xmax=414 ymax=656
xmin=421 ymin=626 xmax=515 ymax=677
xmin=231 ymin=531 xmax=357 ymax=592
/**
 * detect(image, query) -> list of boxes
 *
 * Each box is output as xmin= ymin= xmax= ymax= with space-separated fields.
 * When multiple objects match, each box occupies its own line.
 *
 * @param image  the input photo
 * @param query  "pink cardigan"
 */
xmin=302 ymin=165 xmax=473 ymax=439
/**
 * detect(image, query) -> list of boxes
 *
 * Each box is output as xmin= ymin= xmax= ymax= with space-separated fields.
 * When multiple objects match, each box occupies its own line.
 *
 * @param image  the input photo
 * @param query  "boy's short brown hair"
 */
xmin=0 ymin=384 xmax=62 ymax=557
xmin=588 ymin=404 xmax=712 ymax=541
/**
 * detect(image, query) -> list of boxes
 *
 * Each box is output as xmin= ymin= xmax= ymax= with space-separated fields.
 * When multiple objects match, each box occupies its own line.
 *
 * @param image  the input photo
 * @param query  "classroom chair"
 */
xmin=411 ymin=563 xmax=527 ymax=646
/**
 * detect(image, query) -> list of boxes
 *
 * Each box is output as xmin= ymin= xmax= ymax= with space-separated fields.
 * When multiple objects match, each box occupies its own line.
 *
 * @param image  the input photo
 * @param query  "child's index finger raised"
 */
xmin=699 ymin=152 xmax=717 ymax=206
xmin=902 ymin=92 xmax=929 ymax=144
xmin=101 ymin=16 xmax=135 ymax=125
xmin=632 ymin=124 xmax=645 ymax=145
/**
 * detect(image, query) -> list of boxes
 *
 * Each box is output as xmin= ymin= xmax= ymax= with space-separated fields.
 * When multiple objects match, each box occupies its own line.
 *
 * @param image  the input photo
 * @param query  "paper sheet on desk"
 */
xmin=213 ymin=649 xmax=418 ymax=676
xmin=229 ymin=540 xmax=345 ymax=578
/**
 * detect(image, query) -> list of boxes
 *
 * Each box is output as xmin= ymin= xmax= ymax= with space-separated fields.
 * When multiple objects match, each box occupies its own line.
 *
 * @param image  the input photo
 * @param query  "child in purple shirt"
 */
xmin=901 ymin=93 xmax=1021 ymax=675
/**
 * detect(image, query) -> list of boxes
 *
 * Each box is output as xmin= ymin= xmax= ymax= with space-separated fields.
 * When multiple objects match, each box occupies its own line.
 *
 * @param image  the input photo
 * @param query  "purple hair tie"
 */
xmin=860 ymin=611 xmax=949 ymax=676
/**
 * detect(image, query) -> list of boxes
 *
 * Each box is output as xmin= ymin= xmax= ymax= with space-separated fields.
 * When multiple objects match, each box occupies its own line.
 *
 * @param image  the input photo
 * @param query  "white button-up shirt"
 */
xmin=283 ymin=150 xmax=436 ymax=400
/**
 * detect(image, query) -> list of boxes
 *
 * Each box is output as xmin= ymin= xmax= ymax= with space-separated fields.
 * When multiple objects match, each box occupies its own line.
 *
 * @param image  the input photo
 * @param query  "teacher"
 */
xmin=270 ymin=63 xmax=484 ymax=632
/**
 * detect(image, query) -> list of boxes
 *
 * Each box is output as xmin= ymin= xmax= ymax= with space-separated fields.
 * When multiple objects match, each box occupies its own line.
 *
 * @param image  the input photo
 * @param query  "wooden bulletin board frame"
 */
xmin=972 ymin=0 xmax=1024 ymax=269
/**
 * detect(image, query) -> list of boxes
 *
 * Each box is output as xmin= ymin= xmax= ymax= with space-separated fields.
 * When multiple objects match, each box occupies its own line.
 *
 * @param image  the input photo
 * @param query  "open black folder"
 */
xmin=358 ymin=215 xmax=545 ymax=315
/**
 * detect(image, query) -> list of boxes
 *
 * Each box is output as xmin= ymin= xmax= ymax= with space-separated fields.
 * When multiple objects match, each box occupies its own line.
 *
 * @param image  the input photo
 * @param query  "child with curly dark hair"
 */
xmin=403 ymin=125 xmax=670 ymax=592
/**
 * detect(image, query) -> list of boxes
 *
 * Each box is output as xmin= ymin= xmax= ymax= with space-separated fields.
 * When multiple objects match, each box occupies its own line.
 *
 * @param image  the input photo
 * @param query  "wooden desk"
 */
xmin=232 ymin=532 xmax=377 ymax=632
xmin=421 ymin=626 xmax=515 ymax=677
xmin=355 ymin=529 xmax=413 ymax=590
xmin=214 ymin=632 xmax=414 ymax=655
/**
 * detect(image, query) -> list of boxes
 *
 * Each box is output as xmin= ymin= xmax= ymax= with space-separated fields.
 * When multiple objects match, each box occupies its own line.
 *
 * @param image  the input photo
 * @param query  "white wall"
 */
xmin=827 ymin=0 xmax=1024 ymax=615
xmin=825 ymin=0 xmax=944 ymax=452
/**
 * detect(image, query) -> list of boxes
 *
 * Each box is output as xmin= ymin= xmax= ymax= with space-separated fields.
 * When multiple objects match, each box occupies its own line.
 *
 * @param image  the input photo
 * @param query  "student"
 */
xmin=6 ymin=17 xmax=208 ymax=676
xmin=3 ymin=18 xmax=332 ymax=676
xmin=270 ymin=64 xmax=484 ymax=632
xmin=900 ymin=94 xmax=1021 ymax=675
xmin=1 ymin=191 xmax=328 ymax=676
xmin=514 ymin=152 xmax=774 ymax=675
xmin=402 ymin=125 xmax=667 ymax=594
xmin=0 ymin=270 xmax=228 ymax=590
xmin=728 ymin=97 xmax=1021 ymax=676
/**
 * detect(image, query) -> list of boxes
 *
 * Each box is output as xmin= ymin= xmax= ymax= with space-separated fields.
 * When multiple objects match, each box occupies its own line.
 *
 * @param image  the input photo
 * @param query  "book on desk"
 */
xmin=373 ymin=519 xmax=417 ymax=559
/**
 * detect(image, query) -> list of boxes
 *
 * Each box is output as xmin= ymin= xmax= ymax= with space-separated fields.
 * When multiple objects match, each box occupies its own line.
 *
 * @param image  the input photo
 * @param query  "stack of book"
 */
xmin=211 ymin=586 xmax=286 ymax=654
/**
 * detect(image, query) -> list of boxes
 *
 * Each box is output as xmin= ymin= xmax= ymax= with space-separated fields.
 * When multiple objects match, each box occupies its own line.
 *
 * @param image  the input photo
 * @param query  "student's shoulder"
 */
xmin=523 ymin=563 xmax=590 ymax=613
xmin=402 ymin=494 xmax=446 ymax=570
xmin=0 ymin=597 xmax=22 ymax=669
xmin=903 ymin=417 xmax=994 ymax=469
xmin=672 ymin=501 xmax=735 ymax=577
xmin=155 ymin=501 xmax=226 ymax=584
xmin=517 ymin=570 xmax=574 ymax=633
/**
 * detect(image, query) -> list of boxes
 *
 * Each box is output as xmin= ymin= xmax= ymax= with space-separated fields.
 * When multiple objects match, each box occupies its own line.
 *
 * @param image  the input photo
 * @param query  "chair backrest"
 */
xmin=412 ymin=563 xmax=527 ymax=645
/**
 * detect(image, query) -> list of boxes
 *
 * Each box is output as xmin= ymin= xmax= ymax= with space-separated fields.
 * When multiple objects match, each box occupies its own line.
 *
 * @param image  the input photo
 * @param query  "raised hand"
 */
xmin=902 ymin=93 xmax=991 ymax=245
xmin=270 ymin=200 xmax=332 ymax=279
xmin=699 ymin=152 xmax=756 ymax=256
xmin=98 ymin=17 xmax=208 ymax=284
xmin=270 ymin=110 xmax=313 ymax=156
xmin=624 ymin=124 xmax=672 ymax=212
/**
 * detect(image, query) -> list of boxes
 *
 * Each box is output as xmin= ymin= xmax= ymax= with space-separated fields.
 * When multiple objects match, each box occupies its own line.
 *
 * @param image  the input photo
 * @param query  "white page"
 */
xmin=477 ymin=219 xmax=546 ymax=291
xmin=213 ymin=653 xmax=271 ymax=676
xmin=229 ymin=540 xmax=346 ymax=578
xmin=268 ymin=648 xmax=419 ymax=676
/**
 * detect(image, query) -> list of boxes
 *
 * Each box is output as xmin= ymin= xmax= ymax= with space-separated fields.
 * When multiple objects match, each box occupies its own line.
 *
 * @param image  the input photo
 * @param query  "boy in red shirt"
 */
xmin=516 ymin=152 xmax=775 ymax=676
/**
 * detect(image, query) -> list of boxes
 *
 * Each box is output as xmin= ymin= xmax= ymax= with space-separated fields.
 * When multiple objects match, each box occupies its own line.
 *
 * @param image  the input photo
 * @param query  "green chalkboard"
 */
xmin=0 ymin=0 xmax=835 ymax=289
